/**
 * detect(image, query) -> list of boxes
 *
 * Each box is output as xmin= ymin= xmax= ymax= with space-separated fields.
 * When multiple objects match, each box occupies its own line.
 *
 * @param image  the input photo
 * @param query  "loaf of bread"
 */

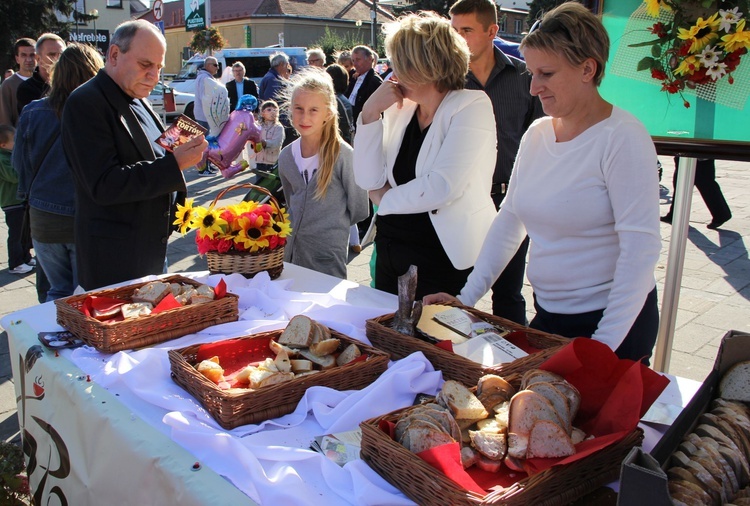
xmin=336 ymin=343 xmax=361 ymax=366
xmin=278 ymin=315 xmax=316 ymax=348
xmin=121 ymin=302 xmax=153 ymax=319
xmin=132 ymin=281 xmax=170 ymax=305
xmin=719 ymin=361 xmax=750 ymax=402
xmin=437 ymin=380 xmax=489 ymax=420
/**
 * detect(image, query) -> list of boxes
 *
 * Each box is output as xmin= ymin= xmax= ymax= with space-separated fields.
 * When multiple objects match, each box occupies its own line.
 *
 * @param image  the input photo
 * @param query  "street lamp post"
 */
xmin=89 ymin=9 xmax=99 ymax=52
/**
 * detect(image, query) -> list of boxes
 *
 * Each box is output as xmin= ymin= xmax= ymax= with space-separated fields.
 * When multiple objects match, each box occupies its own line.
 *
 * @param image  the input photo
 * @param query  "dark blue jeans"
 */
xmin=530 ymin=287 xmax=659 ymax=365
xmin=33 ymin=240 xmax=77 ymax=301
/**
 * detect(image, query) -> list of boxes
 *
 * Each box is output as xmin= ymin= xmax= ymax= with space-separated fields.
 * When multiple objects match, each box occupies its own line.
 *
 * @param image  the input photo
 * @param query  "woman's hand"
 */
xmin=360 ymin=78 xmax=404 ymax=125
xmin=368 ymin=183 xmax=391 ymax=206
xmin=422 ymin=292 xmax=460 ymax=306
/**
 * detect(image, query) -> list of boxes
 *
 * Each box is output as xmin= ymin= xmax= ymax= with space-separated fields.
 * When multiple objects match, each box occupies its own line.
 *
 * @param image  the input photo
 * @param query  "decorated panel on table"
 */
xmin=601 ymin=0 xmax=750 ymax=143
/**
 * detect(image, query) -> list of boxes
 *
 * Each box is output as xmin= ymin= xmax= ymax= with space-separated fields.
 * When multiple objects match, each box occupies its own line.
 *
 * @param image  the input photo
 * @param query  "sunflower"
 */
xmin=193 ymin=207 xmax=228 ymax=239
xmin=235 ymin=214 xmax=270 ymax=252
xmin=173 ymin=198 xmax=196 ymax=235
xmin=644 ymin=0 xmax=671 ymax=18
xmin=678 ymin=14 xmax=721 ymax=53
xmin=674 ymin=55 xmax=699 ymax=76
xmin=721 ymin=19 xmax=750 ymax=53
xmin=269 ymin=216 xmax=292 ymax=238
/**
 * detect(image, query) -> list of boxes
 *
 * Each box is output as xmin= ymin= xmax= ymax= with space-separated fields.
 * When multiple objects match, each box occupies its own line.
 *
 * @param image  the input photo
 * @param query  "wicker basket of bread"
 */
xmin=366 ymin=303 xmax=569 ymax=386
xmin=55 ymin=275 xmax=239 ymax=353
xmin=360 ymin=369 xmax=644 ymax=506
xmin=169 ymin=315 xmax=390 ymax=429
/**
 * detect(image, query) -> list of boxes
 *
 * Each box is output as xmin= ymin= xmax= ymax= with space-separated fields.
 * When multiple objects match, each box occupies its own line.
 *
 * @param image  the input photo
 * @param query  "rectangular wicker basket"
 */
xmin=360 ymin=389 xmax=644 ymax=506
xmin=169 ymin=327 xmax=391 ymax=429
xmin=54 ymin=275 xmax=239 ymax=353
xmin=366 ymin=305 xmax=570 ymax=386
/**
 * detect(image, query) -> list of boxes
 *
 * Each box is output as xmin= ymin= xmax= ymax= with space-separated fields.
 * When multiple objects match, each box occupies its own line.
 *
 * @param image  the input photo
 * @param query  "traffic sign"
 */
xmin=154 ymin=20 xmax=165 ymax=35
xmin=153 ymin=0 xmax=163 ymax=21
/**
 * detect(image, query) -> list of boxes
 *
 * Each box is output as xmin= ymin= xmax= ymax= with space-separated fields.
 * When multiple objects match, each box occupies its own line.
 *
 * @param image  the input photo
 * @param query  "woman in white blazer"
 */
xmin=353 ymin=12 xmax=497 ymax=298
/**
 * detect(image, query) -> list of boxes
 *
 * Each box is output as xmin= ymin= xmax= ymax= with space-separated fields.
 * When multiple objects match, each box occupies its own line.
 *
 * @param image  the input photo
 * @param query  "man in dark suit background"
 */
xmin=226 ymin=61 xmax=258 ymax=111
xmin=62 ymin=20 xmax=207 ymax=290
xmin=345 ymin=45 xmax=382 ymax=124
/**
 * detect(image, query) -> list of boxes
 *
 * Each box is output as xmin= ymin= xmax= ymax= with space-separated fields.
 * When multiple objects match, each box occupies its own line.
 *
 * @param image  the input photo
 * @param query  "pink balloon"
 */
xmin=199 ymin=108 xmax=262 ymax=172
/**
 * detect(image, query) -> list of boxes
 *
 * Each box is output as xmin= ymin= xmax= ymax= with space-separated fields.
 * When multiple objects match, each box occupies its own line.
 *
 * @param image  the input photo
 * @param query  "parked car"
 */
xmin=147 ymin=81 xmax=195 ymax=119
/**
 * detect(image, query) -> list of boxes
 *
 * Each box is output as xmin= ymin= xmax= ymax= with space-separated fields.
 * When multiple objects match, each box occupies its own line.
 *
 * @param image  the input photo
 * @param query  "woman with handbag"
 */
xmin=13 ymin=44 xmax=103 ymax=300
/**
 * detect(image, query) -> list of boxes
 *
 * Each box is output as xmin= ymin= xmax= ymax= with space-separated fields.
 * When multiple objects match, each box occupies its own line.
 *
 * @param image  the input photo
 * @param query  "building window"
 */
xmin=107 ymin=0 xmax=122 ymax=7
xmin=514 ymin=19 xmax=523 ymax=34
xmin=499 ymin=17 xmax=507 ymax=32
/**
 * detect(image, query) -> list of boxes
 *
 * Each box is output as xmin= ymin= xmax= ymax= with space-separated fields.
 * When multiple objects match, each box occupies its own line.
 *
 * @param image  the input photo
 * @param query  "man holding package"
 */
xmin=62 ymin=20 xmax=207 ymax=290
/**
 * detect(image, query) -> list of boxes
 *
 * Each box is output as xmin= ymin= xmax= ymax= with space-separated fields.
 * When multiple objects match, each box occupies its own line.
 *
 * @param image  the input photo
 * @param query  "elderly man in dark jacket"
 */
xmin=345 ymin=45 xmax=382 ymax=124
xmin=62 ymin=20 xmax=206 ymax=290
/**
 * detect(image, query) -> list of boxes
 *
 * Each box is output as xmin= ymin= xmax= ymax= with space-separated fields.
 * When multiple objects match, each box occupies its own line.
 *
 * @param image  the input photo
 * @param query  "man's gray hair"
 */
xmin=110 ymin=19 xmax=165 ymax=53
xmin=36 ymin=33 xmax=64 ymax=52
xmin=352 ymin=45 xmax=375 ymax=60
xmin=269 ymin=52 xmax=289 ymax=68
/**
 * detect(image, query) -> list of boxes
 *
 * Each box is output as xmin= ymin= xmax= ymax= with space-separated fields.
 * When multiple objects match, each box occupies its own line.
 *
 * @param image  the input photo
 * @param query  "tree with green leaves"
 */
xmin=312 ymin=27 xmax=383 ymax=65
xmin=393 ymin=0 xmax=451 ymax=17
xmin=0 ymin=1 xmax=78 ymax=72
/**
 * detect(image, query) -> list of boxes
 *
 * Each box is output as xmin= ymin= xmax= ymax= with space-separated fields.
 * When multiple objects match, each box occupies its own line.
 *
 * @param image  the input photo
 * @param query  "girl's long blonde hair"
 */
xmin=282 ymin=68 xmax=341 ymax=200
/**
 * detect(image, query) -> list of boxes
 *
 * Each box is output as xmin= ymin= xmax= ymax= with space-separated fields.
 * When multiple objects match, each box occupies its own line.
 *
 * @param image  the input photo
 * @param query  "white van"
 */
xmin=170 ymin=47 xmax=308 ymax=117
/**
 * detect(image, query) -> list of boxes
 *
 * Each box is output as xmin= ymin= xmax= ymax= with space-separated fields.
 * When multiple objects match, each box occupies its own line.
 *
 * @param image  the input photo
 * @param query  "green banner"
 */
xmin=601 ymin=0 xmax=750 ymax=142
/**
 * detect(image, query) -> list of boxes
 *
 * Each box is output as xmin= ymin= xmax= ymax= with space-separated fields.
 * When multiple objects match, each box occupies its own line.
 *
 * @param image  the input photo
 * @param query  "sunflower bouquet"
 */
xmin=173 ymin=197 xmax=291 ymax=255
xmin=631 ymin=0 xmax=750 ymax=107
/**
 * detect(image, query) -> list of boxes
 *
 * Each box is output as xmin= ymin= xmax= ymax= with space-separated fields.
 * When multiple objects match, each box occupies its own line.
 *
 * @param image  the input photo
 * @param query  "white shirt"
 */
xmin=348 ymin=74 xmax=366 ymax=105
xmin=291 ymin=139 xmax=318 ymax=185
xmin=459 ymin=107 xmax=661 ymax=351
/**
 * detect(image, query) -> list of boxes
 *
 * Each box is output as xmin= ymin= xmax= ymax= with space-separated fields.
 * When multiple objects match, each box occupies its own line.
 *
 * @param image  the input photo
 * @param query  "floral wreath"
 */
xmin=173 ymin=198 xmax=292 ymax=255
xmin=631 ymin=0 xmax=750 ymax=107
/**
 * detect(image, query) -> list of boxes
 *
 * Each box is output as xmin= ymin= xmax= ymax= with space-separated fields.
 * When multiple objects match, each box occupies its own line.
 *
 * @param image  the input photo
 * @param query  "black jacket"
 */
xmin=62 ymin=70 xmax=187 ymax=290
xmin=17 ymin=68 xmax=48 ymax=115
xmin=345 ymin=68 xmax=383 ymax=124
xmin=226 ymin=77 xmax=259 ymax=111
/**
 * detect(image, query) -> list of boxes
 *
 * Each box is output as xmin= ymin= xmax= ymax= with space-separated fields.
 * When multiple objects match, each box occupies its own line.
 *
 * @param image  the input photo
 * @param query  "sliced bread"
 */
xmin=437 ymin=380 xmax=489 ymax=420
xmin=719 ymin=361 xmax=750 ymax=402
xmin=278 ymin=315 xmax=316 ymax=348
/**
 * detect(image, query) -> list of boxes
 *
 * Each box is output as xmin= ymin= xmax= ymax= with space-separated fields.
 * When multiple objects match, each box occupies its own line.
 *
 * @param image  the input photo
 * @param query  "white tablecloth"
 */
xmin=1 ymin=264 xmax=702 ymax=505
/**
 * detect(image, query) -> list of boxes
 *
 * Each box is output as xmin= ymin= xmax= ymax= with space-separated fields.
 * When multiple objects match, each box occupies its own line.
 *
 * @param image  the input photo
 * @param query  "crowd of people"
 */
xmin=0 ymin=0 xmax=735 ymax=364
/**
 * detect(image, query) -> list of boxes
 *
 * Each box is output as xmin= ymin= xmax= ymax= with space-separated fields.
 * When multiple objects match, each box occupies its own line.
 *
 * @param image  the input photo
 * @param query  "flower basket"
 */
xmin=174 ymin=183 xmax=291 ymax=279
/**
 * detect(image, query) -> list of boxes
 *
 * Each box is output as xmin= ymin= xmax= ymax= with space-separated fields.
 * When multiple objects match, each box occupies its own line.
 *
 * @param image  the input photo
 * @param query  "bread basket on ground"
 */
xmin=55 ymin=275 xmax=239 ymax=353
xmin=169 ymin=326 xmax=390 ymax=429
xmin=360 ymin=373 xmax=645 ymax=506
xmin=366 ymin=304 xmax=569 ymax=386
xmin=202 ymin=183 xmax=287 ymax=279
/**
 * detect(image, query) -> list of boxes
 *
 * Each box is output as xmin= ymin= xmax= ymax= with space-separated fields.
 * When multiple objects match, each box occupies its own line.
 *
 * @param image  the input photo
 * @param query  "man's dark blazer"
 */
xmin=62 ymin=70 xmax=187 ymax=290
xmin=226 ymin=77 xmax=259 ymax=111
xmin=345 ymin=68 xmax=382 ymax=124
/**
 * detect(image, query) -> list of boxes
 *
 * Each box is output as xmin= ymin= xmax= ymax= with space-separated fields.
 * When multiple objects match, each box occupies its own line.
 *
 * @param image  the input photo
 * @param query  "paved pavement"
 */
xmin=2 ymin=157 xmax=749 ymax=446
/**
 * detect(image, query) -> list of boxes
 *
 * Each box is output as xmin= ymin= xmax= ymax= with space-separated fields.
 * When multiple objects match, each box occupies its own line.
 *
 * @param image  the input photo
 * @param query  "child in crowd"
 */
xmin=277 ymin=69 xmax=368 ymax=279
xmin=254 ymin=100 xmax=285 ymax=173
xmin=0 ymin=125 xmax=34 ymax=275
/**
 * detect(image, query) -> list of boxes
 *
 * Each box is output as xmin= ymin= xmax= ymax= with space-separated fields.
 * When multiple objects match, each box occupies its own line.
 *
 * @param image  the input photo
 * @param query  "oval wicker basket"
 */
xmin=204 ymin=183 xmax=286 ymax=279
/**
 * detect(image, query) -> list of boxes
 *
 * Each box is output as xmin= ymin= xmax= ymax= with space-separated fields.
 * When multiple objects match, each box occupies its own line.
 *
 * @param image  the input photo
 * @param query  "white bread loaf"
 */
xmin=309 ymin=338 xmax=340 ymax=357
xmin=719 ymin=361 xmax=750 ymax=402
xmin=336 ymin=344 xmax=362 ymax=366
xmin=278 ymin=315 xmax=316 ymax=348
xmin=469 ymin=430 xmax=507 ymax=460
xmin=121 ymin=302 xmax=153 ymax=319
xmin=527 ymin=420 xmax=576 ymax=459
xmin=437 ymin=380 xmax=489 ymax=420
xmin=299 ymin=349 xmax=336 ymax=369
xmin=132 ymin=281 xmax=170 ymax=305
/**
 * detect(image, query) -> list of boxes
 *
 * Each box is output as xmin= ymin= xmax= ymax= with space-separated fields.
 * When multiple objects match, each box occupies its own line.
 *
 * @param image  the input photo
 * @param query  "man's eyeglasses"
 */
xmin=308 ymin=58 xmax=323 ymax=64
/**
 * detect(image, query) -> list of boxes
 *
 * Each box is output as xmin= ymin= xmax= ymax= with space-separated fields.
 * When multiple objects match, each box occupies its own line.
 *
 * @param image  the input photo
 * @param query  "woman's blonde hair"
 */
xmin=520 ymin=2 xmax=610 ymax=86
xmin=281 ymin=68 xmax=341 ymax=200
xmin=384 ymin=11 xmax=469 ymax=92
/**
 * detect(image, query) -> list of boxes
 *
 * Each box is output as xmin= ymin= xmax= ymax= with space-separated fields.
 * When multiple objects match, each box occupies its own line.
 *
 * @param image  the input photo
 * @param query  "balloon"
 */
xmin=199 ymin=95 xmax=262 ymax=177
xmin=202 ymin=76 xmax=230 ymax=137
